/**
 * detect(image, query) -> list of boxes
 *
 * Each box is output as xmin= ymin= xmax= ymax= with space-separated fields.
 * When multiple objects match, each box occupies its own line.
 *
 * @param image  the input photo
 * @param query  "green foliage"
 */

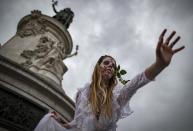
xmin=120 ymin=70 xmax=127 ymax=75
xmin=117 ymin=65 xmax=120 ymax=71
xmin=116 ymin=65 xmax=130 ymax=85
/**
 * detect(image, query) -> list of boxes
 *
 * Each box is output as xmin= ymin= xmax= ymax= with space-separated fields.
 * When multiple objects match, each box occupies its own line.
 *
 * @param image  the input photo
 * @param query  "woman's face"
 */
xmin=99 ymin=57 xmax=116 ymax=80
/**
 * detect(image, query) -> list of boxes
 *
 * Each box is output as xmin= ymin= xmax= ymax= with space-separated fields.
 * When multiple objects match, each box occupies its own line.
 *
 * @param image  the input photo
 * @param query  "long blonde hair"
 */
xmin=89 ymin=55 xmax=117 ymax=118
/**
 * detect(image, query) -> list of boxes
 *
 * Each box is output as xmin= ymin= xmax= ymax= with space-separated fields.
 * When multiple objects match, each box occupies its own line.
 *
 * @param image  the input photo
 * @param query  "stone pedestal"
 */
xmin=0 ymin=10 xmax=75 ymax=131
xmin=0 ymin=10 xmax=73 ymax=88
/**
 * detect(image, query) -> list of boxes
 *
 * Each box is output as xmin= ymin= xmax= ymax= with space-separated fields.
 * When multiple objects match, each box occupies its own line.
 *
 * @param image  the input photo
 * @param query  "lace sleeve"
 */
xmin=116 ymin=71 xmax=152 ymax=119
xmin=68 ymin=84 xmax=90 ymax=129
xmin=74 ymin=89 xmax=82 ymax=115
xmin=67 ymin=89 xmax=82 ymax=127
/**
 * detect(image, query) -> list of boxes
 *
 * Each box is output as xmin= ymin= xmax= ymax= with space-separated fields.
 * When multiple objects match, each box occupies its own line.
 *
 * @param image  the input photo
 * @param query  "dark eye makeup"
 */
xmin=103 ymin=61 xmax=110 ymax=65
xmin=103 ymin=60 xmax=116 ymax=68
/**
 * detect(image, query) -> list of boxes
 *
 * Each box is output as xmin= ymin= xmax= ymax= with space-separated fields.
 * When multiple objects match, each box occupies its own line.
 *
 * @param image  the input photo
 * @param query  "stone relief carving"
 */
xmin=17 ymin=10 xmax=47 ymax=38
xmin=20 ymin=36 xmax=78 ymax=83
xmin=21 ymin=36 xmax=54 ymax=67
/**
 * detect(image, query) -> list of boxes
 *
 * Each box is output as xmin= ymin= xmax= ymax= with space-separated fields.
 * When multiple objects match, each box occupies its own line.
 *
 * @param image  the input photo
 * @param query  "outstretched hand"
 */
xmin=156 ymin=29 xmax=185 ymax=68
xmin=145 ymin=29 xmax=185 ymax=80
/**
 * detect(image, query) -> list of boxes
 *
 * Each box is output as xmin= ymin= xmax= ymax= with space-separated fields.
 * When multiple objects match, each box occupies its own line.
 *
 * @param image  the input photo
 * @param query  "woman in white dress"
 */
xmin=34 ymin=29 xmax=185 ymax=131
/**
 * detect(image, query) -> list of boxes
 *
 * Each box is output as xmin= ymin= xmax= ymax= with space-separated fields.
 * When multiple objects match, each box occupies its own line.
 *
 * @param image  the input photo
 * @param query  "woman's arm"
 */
xmin=117 ymin=29 xmax=185 ymax=107
xmin=49 ymin=89 xmax=82 ymax=129
xmin=117 ymin=71 xmax=151 ymax=108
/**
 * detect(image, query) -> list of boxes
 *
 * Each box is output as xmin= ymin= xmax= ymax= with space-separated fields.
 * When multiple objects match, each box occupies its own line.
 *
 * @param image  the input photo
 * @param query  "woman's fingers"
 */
xmin=165 ymin=31 xmax=176 ymax=45
xmin=63 ymin=123 xmax=71 ymax=129
xmin=173 ymin=46 xmax=185 ymax=54
xmin=160 ymin=29 xmax=167 ymax=39
xmin=157 ymin=29 xmax=167 ymax=53
xmin=169 ymin=36 xmax=181 ymax=48
xmin=50 ymin=111 xmax=58 ymax=119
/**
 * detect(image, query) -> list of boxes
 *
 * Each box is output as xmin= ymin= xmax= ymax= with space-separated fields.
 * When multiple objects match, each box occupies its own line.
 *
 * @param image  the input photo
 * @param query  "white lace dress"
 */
xmin=34 ymin=71 xmax=151 ymax=131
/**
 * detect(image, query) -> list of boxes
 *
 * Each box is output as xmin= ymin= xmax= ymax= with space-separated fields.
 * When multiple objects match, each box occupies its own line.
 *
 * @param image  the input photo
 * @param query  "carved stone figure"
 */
xmin=20 ymin=36 xmax=73 ymax=83
xmin=21 ymin=36 xmax=54 ymax=67
xmin=38 ymin=41 xmax=66 ymax=80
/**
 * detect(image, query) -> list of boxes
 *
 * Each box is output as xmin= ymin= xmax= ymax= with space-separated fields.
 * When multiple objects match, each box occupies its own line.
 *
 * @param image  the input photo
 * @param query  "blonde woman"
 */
xmin=34 ymin=29 xmax=185 ymax=131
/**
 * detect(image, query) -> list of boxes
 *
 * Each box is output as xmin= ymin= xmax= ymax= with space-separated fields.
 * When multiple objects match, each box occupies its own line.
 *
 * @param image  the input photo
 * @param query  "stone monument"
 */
xmin=0 ymin=2 xmax=78 ymax=131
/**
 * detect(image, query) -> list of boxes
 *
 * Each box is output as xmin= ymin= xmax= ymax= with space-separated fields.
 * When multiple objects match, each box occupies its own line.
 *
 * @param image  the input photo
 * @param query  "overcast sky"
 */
xmin=0 ymin=0 xmax=193 ymax=131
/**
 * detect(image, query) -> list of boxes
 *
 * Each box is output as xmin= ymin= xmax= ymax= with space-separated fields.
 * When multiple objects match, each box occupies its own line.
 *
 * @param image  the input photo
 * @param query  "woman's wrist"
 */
xmin=145 ymin=62 xmax=166 ymax=80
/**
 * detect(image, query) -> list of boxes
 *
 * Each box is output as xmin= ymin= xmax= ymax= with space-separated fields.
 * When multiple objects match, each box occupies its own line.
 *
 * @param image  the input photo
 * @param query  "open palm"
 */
xmin=156 ymin=29 xmax=185 ymax=67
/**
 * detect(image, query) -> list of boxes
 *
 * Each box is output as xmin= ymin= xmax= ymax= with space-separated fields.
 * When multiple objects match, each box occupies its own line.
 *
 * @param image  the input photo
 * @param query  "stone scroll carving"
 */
xmin=17 ymin=10 xmax=47 ymax=38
